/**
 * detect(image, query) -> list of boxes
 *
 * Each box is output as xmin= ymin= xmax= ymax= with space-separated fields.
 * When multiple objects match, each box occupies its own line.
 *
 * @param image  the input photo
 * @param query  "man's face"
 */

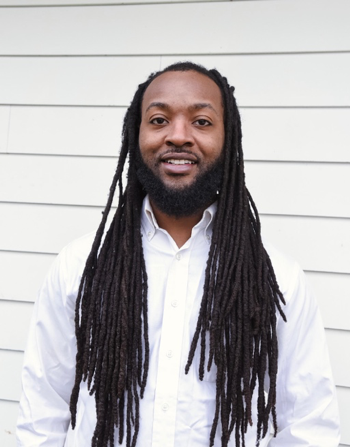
xmin=139 ymin=70 xmax=225 ymax=192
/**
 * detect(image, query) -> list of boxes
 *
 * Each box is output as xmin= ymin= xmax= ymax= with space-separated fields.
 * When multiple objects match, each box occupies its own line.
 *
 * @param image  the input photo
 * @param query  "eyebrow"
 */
xmin=145 ymin=101 xmax=220 ymax=116
xmin=145 ymin=102 xmax=169 ymax=112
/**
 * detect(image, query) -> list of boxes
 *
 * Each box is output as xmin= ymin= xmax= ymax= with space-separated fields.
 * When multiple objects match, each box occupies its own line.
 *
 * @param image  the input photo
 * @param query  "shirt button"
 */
xmin=147 ymin=231 xmax=152 ymax=238
xmin=171 ymin=300 xmax=178 ymax=307
xmin=206 ymin=234 xmax=211 ymax=241
xmin=175 ymin=253 xmax=181 ymax=260
xmin=162 ymin=403 xmax=169 ymax=412
xmin=166 ymin=350 xmax=173 ymax=358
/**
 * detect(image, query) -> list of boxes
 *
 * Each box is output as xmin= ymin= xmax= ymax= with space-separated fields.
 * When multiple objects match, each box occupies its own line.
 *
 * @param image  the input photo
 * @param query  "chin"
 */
xmin=137 ymin=156 xmax=223 ymax=218
xmin=161 ymin=176 xmax=196 ymax=191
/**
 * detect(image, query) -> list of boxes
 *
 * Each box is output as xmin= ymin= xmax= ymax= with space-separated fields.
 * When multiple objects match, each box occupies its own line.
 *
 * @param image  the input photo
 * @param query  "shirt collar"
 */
xmin=141 ymin=194 xmax=217 ymax=243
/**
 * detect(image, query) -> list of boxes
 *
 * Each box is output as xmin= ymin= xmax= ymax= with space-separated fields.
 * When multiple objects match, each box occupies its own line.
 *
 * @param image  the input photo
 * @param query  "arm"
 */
xmin=270 ymin=261 xmax=340 ymax=446
xmin=16 ymin=237 xmax=89 ymax=447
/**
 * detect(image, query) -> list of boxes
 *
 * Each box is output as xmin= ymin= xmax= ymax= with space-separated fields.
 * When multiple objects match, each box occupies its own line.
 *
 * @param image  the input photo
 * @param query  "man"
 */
xmin=17 ymin=62 xmax=340 ymax=447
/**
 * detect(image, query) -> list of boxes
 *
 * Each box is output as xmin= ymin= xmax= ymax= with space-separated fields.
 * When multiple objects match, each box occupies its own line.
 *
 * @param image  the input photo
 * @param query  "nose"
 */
xmin=165 ymin=119 xmax=194 ymax=148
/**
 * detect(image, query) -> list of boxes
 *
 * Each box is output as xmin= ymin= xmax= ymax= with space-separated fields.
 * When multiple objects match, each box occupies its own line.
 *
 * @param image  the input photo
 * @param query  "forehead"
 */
xmin=141 ymin=70 xmax=223 ymax=115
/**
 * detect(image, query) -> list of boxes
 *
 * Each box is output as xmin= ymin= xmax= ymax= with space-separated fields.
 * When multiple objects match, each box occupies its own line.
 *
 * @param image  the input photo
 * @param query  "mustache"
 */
xmin=158 ymin=147 xmax=199 ymax=162
xmin=162 ymin=147 xmax=195 ymax=154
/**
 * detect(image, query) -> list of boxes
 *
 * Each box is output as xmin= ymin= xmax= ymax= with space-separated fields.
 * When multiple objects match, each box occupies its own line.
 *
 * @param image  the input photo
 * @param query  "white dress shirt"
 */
xmin=17 ymin=196 xmax=340 ymax=446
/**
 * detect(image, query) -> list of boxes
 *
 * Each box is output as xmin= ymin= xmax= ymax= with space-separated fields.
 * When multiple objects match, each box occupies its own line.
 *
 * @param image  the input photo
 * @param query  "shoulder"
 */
xmin=263 ymin=239 xmax=311 ymax=307
xmin=263 ymin=239 xmax=319 ymax=328
xmin=59 ymin=231 xmax=95 ymax=264
xmin=263 ymin=240 xmax=301 ymax=291
xmin=45 ymin=232 xmax=96 ymax=300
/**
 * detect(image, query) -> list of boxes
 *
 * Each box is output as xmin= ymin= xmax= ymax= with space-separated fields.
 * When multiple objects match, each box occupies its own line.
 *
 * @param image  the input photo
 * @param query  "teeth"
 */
xmin=166 ymin=159 xmax=195 ymax=165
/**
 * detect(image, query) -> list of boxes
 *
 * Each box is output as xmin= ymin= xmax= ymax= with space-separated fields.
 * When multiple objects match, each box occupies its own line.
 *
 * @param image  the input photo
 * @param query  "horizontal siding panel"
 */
xmin=0 ymin=252 xmax=55 ymax=302
xmin=2 ymin=155 xmax=349 ymax=218
xmin=0 ymin=203 xmax=348 ymax=273
xmin=241 ymin=108 xmax=350 ymax=163
xmin=325 ymin=330 xmax=350 ymax=388
xmin=0 ymin=154 xmax=117 ymax=207
xmin=0 ymin=203 xmax=102 ymax=254
xmin=260 ymin=214 xmax=350 ymax=274
xmin=6 ymin=105 xmax=124 ymax=157
xmin=162 ymin=54 xmax=350 ymax=107
xmin=0 ymin=301 xmax=33 ymax=351
xmin=0 ymin=400 xmax=18 ymax=447
xmin=3 ymin=106 xmax=350 ymax=163
xmin=306 ymin=272 xmax=350 ymax=331
xmin=0 ymin=106 xmax=9 ymax=152
xmin=12 ymin=0 xmax=226 ymax=3
xmin=1 ymin=54 xmax=350 ymax=107
xmin=338 ymin=386 xmax=350 ymax=445
xmin=0 ymin=0 xmax=223 ymax=5
xmin=245 ymin=162 xmax=350 ymax=218
xmin=0 ymin=1 xmax=349 ymax=55
xmin=0 ymin=56 xmax=161 ymax=107
xmin=0 ymin=350 xmax=23 ymax=402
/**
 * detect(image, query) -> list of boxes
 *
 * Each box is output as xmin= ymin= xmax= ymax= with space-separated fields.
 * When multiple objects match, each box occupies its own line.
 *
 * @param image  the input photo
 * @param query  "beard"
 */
xmin=136 ymin=148 xmax=224 ymax=218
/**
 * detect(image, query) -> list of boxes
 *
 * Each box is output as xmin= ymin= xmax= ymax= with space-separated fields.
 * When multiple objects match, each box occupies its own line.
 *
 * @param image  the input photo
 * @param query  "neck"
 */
xmin=150 ymin=200 xmax=204 ymax=248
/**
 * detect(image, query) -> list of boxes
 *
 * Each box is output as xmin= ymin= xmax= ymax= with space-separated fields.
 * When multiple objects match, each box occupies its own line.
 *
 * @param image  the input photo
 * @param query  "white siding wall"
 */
xmin=0 ymin=1 xmax=349 ymax=446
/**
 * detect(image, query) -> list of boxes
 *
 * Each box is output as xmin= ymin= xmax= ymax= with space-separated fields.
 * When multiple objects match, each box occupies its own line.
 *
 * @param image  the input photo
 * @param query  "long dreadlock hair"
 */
xmin=69 ymin=61 xmax=286 ymax=447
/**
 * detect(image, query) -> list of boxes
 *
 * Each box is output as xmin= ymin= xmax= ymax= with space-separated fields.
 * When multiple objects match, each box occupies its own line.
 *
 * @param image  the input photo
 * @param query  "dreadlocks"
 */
xmin=69 ymin=61 xmax=286 ymax=447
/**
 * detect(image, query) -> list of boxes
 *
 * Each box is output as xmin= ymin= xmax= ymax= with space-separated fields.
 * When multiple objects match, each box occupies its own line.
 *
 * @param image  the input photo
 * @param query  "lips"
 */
xmin=160 ymin=152 xmax=198 ymax=175
xmin=165 ymin=159 xmax=195 ymax=165
xmin=161 ymin=152 xmax=198 ymax=163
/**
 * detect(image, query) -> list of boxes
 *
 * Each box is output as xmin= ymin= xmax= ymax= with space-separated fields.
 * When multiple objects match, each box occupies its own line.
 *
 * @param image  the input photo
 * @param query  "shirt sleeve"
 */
xmin=16 ymin=241 xmax=85 ymax=447
xmin=269 ymin=261 xmax=341 ymax=446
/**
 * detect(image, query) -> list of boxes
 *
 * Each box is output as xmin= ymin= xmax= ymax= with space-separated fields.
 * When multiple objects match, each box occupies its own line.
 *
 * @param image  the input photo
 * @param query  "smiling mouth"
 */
xmin=165 ymin=159 xmax=196 ymax=165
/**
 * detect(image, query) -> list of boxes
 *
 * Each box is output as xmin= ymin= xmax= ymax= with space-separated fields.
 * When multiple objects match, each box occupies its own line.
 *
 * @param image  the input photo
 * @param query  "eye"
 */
xmin=150 ymin=117 xmax=167 ymax=125
xmin=194 ymin=119 xmax=212 ymax=126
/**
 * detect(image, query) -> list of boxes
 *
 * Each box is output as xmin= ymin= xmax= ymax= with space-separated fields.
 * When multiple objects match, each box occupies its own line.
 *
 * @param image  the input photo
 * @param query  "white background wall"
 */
xmin=0 ymin=0 xmax=349 ymax=445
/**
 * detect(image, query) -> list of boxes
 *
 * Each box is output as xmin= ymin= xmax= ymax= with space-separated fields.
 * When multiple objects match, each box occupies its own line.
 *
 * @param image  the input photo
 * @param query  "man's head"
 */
xmin=136 ymin=69 xmax=225 ymax=217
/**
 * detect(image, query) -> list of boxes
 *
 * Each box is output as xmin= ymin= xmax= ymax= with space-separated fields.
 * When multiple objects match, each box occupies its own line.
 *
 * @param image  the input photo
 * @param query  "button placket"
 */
xmin=152 ymin=248 xmax=190 ymax=447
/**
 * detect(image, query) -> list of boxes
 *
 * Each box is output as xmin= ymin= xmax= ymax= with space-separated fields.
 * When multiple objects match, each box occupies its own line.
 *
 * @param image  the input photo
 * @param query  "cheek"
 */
xmin=138 ymin=127 xmax=153 ymax=160
xmin=138 ymin=133 xmax=161 ymax=170
xmin=138 ymin=123 xmax=146 ymax=151
xmin=204 ymin=133 xmax=224 ymax=160
xmin=215 ymin=128 xmax=225 ymax=158
xmin=139 ymin=144 xmax=165 ymax=170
